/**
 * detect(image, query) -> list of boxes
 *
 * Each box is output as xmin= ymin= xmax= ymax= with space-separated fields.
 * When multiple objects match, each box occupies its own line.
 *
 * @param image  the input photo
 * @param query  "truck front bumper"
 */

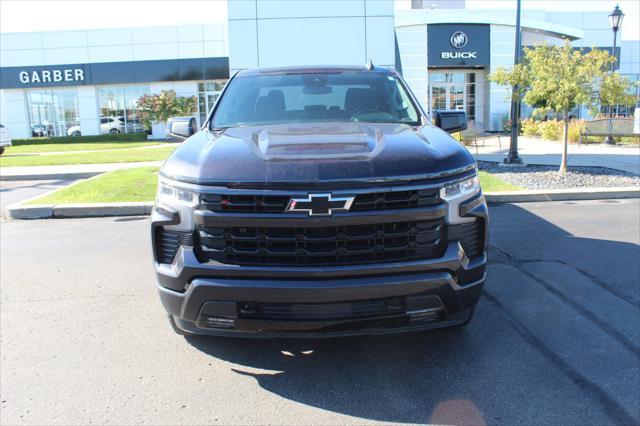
xmin=157 ymin=242 xmax=485 ymax=338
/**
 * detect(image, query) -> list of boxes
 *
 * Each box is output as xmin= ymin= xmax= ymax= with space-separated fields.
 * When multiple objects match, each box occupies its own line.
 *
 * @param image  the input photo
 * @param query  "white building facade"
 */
xmin=0 ymin=24 xmax=229 ymax=138
xmin=0 ymin=0 xmax=638 ymax=138
xmin=396 ymin=8 xmax=639 ymax=131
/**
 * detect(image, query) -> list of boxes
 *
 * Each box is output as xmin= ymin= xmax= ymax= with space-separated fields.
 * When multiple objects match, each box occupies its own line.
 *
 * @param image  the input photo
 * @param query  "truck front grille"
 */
xmin=197 ymin=219 xmax=446 ymax=266
xmin=240 ymin=297 xmax=406 ymax=320
xmin=200 ymin=188 xmax=439 ymax=213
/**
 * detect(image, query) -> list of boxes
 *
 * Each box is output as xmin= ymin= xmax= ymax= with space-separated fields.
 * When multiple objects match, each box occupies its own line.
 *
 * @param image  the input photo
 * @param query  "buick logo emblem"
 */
xmin=450 ymin=31 xmax=468 ymax=49
xmin=287 ymin=194 xmax=354 ymax=216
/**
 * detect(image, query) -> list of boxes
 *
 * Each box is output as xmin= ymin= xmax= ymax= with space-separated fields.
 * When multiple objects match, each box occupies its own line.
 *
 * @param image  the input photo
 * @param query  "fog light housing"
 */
xmin=408 ymin=308 xmax=442 ymax=323
xmin=200 ymin=315 xmax=235 ymax=329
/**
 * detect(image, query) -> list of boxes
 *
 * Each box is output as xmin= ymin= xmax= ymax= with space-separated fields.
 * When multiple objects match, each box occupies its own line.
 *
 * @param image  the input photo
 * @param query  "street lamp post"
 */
xmin=505 ymin=0 xmax=523 ymax=164
xmin=605 ymin=5 xmax=624 ymax=145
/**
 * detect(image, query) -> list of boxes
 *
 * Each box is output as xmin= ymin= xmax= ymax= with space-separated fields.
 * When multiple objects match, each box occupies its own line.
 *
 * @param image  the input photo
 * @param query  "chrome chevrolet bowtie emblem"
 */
xmin=287 ymin=194 xmax=354 ymax=216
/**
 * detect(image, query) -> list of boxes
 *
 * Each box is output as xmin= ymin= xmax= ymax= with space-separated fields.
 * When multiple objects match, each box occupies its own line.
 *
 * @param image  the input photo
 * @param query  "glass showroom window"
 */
xmin=124 ymin=85 xmax=148 ymax=133
xmin=26 ymin=89 xmax=79 ymax=137
xmin=198 ymin=80 xmax=227 ymax=124
xmin=97 ymin=84 xmax=149 ymax=134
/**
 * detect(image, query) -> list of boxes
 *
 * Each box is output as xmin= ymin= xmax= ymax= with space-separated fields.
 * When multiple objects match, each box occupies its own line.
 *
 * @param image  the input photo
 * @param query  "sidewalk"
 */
xmin=473 ymin=137 xmax=640 ymax=175
xmin=5 ymin=142 xmax=174 ymax=157
xmin=0 ymin=161 xmax=164 ymax=181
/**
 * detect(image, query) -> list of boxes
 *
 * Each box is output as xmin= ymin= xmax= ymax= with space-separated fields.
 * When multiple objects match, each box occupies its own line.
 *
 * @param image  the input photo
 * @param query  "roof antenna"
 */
xmin=366 ymin=59 xmax=375 ymax=70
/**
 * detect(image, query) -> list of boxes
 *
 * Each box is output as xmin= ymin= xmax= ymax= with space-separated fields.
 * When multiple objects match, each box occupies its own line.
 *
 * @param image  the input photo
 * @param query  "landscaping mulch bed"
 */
xmin=477 ymin=161 xmax=640 ymax=190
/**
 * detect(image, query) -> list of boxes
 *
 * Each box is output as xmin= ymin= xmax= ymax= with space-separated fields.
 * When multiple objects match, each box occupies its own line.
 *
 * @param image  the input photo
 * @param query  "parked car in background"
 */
xmin=0 ymin=124 xmax=12 ymax=155
xmin=67 ymin=117 xmax=125 ymax=136
xmin=31 ymin=124 xmax=48 ymax=137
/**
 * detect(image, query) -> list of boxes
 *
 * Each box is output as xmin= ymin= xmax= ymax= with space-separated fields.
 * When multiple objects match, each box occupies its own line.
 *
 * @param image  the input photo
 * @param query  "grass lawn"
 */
xmin=29 ymin=167 xmax=160 ymax=204
xmin=0 ymin=146 xmax=176 ymax=167
xmin=4 ymin=141 xmax=162 ymax=154
xmin=479 ymin=171 xmax=522 ymax=191
xmin=28 ymin=167 xmax=522 ymax=205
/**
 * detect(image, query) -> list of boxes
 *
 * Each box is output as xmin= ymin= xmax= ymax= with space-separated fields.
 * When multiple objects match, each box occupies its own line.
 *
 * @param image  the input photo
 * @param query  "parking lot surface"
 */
xmin=1 ymin=199 xmax=639 ymax=425
xmin=0 ymin=179 xmax=76 ymax=215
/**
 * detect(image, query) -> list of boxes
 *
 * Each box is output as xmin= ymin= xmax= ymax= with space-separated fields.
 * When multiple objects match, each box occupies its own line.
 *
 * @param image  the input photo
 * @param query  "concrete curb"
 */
xmin=5 ymin=187 xmax=639 ymax=219
xmin=484 ymin=187 xmax=640 ymax=203
xmin=6 ymin=202 xmax=153 ymax=219
xmin=4 ymin=173 xmax=153 ymax=219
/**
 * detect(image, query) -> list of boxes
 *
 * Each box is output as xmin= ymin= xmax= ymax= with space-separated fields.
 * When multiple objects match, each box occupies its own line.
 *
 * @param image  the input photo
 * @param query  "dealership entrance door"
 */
xmin=428 ymin=70 xmax=483 ymax=126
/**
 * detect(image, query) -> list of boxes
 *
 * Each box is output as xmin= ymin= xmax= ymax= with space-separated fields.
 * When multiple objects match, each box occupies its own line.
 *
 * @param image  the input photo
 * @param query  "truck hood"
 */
xmin=161 ymin=122 xmax=476 ymax=188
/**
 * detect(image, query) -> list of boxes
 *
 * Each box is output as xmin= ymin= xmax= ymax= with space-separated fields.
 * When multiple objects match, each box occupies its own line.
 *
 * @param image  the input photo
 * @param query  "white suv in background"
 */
xmin=0 ymin=124 xmax=12 ymax=155
xmin=67 ymin=117 xmax=125 ymax=136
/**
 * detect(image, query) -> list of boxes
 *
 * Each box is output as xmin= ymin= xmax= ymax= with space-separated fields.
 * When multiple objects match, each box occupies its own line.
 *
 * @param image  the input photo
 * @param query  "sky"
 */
xmin=0 ymin=0 xmax=638 ymax=40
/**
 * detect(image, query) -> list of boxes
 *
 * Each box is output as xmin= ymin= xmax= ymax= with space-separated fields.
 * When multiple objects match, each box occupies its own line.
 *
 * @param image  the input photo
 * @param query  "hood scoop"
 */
xmin=248 ymin=123 xmax=385 ymax=161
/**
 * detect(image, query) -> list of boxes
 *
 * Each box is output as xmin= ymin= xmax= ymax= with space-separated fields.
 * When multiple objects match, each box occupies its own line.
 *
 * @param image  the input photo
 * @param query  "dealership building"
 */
xmin=1 ymin=0 xmax=638 ymax=138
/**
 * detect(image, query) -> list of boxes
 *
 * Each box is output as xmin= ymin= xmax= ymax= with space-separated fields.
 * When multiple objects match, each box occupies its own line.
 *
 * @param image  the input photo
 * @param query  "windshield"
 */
xmin=211 ymin=71 xmax=421 ymax=128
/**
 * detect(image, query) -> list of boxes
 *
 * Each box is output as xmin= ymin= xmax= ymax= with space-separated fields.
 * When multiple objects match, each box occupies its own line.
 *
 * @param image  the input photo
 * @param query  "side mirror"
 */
xmin=166 ymin=116 xmax=198 ymax=142
xmin=433 ymin=110 xmax=468 ymax=133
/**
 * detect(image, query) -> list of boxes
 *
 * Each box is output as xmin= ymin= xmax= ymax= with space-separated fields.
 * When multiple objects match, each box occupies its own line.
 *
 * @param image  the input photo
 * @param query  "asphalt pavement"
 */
xmin=0 ymin=179 xmax=76 ymax=216
xmin=0 ymin=200 xmax=638 ymax=425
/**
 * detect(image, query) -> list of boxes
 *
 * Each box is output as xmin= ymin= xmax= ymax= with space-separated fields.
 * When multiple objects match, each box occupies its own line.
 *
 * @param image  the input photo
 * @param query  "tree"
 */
xmin=490 ymin=42 xmax=615 ymax=174
xmin=137 ymin=90 xmax=197 ymax=130
xmin=597 ymin=72 xmax=634 ymax=117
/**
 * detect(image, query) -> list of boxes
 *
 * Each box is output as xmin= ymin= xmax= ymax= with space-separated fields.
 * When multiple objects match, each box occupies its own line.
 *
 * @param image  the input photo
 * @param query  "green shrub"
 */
xmin=11 ymin=133 xmax=148 ymax=146
xmin=521 ymin=118 xmax=541 ymax=136
xmin=567 ymin=119 xmax=585 ymax=143
xmin=617 ymin=136 xmax=640 ymax=144
xmin=539 ymin=120 xmax=562 ymax=140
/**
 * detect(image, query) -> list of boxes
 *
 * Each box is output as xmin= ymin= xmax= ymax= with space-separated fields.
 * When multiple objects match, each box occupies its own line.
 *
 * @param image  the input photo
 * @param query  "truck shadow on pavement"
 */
xmin=185 ymin=327 xmax=490 ymax=425
xmin=184 ymin=202 xmax=640 ymax=425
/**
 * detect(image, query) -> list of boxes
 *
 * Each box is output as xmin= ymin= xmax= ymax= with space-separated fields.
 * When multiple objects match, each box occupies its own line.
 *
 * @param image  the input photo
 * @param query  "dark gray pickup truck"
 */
xmin=152 ymin=65 xmax=488 ymax=337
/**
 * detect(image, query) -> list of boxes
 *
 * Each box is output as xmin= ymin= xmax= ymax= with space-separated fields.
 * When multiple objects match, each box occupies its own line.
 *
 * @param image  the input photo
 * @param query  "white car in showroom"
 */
xmin=0 ymin=123 xmax=12 ymax=155
xmin=67 ymin=117 xmax=125 ymax=136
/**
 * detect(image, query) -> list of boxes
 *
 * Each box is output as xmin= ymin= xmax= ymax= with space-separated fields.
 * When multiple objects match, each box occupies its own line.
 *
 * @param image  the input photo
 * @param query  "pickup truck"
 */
xmin=152 ymin=65 xmax=488 ymax=337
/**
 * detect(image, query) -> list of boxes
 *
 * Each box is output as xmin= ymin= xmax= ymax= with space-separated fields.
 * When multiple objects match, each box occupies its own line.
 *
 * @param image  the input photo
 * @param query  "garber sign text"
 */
xmin=19 ymin=69 xmax=85 ymax=84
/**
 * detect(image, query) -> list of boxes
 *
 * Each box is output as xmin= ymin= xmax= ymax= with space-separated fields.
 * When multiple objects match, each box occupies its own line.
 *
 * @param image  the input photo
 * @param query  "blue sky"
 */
xmin=0 ymin=0 xmax=638 ymax=40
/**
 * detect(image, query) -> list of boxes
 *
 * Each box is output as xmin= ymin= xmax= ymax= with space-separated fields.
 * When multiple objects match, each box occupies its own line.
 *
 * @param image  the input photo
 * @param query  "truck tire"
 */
xmin=0 ymin=147 xmax=4 ymax=156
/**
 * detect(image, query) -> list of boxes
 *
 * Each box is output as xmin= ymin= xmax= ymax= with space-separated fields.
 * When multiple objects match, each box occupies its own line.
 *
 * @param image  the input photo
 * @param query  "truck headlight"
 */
xmin=440 ymin=174 xmax=481 ymax=224
xmin=156 ymin=178 xmax=199 ymax=208
xmin=155 ymin=177 xmax=199 ymax=231
xmin=440 ymin=175 xmax=479 ymax=201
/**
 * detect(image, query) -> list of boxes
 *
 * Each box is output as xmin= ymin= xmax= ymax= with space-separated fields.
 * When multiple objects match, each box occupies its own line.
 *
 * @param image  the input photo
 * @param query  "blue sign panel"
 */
xmin=0 ymin=57 xmax=229 ymax=89
xmin=427 ymin=24 xmax=490 ymax=68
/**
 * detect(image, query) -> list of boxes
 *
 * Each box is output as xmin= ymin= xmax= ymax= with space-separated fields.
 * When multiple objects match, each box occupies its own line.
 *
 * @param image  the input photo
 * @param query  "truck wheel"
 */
xmin=168 ymin=314 xmax=193 ymax=336
xmin=0 ymin=147 xmax=4 ymax=156
xmin=72 ymin=131 xmax=81 ymax=136
xmin=109 ymin=128 xmax=120 ymax=134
